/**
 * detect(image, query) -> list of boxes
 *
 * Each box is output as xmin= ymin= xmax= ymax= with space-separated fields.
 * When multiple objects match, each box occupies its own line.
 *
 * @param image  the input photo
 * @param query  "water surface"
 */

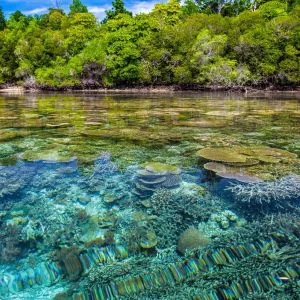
xmin=0 ymin=92 xmax=299 ymax=299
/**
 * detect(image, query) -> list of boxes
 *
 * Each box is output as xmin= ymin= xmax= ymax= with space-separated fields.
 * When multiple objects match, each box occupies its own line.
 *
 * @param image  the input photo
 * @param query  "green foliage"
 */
xmin=259 ymin=1 xmax=287 ymax=19
xmin=200 ymin=58 xmax=252 ymax=86
xmin=69 ymin=0 xmax=88 ymax=14
xmin=181 ymin=0 xmax=200 ymax=16
xmin=0 ymin=7 xmax=6 ymax=31
xmin=0 ymin=1 xmax=299 ymax=87
xmin=102 ymin=0 xmax=132 ymax=24
xmin=152 ymin=0 xmax=182 ymax=26
xmin=195 ymin=0 xmax=252 ymax=15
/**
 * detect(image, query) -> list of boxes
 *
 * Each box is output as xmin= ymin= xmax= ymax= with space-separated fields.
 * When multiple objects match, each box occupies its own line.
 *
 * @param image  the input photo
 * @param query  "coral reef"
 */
xmin=198 ymin=146 xmax=298 ymax=181
xmin=210 ymin=210 xmax=239 ymax=229
xmin=198 ymin=210 xmax=247 ymax=239
xmin=0 ymin=94 xmax=299 ymax=299
xmin=0 ymin=162 xmax=36 ymax=199
xmin=0 ymin=245 xmax=129 ymax=295
xmin=197 ymin=147 xmax=248 ymax=163
xmin=72 ymin=238 xmax=297 ymax=300
xmin=142 ymin=187 xmax=226 ymax=248
xmin=177 ymin=227 xmax=210 ymax=255
xmin=54 ymin=246 xmax=83 ymax=281
xmin=227 ymin=175 xmax=300 ymax=204
xmin=0 ymin=224 xmax=23 ymax=263
xmin=204 ymin=162 xmax=262 ymax=183
xmin=133 ymin=162 xmax=182 ymax=198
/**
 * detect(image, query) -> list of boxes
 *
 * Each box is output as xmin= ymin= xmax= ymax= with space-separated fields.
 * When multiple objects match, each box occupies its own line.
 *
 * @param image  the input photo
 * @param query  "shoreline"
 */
xmin=0 ymin=85 xmax=299 ymax=95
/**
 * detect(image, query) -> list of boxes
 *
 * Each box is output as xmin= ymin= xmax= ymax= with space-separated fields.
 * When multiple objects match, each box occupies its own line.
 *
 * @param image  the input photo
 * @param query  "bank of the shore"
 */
xmin=0 ymin=84 xmax=299 ymax=95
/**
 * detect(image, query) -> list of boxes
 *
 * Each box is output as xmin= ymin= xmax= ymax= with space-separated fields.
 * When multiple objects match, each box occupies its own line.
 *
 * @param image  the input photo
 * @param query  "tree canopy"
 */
xmin=0 ymin=7 xmax=5 ymax=30
xmin=0 ymin=0 xmax=299 ymax=88
xmin=69 ymin=0 xmax=88 ymax=14
xmin=102 ymin=0 xmax=132 ymax=24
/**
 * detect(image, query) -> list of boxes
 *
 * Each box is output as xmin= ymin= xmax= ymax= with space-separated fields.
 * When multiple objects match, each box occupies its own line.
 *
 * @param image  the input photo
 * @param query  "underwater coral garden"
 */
xmin=0 ymin=152 xmax=299 ymax=299
xmin=0 ymin=93 xmax=299 ymax=299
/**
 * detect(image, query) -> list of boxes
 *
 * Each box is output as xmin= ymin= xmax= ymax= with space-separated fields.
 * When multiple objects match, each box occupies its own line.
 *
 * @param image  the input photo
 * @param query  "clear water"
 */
xmin=0 ymin=92 xmax=299 ymax=299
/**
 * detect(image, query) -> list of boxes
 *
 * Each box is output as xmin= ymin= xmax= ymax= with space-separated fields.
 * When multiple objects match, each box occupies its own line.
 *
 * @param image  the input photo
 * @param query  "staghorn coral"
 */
xmin=85 ymin=256 xmax=154 ymax=289
xmin=146 ymin=189 xmax=184 ymax=248
xmin=177 ymin=227 xmax=210 ymax=255
xmin=227 ymin=175 xmax=300 ymax=204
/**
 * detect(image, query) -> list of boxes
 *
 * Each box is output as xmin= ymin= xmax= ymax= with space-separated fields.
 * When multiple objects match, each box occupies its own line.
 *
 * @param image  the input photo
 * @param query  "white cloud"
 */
xmin=130 ymin=1 xmax=166 ymax=15
xmin=23 ymin=7 xmax=49 ymax=15
xmin=88 ymin=5 xmax=110 ymax=20
xmin=7 ymin=1 xmax=167 ymax=19
xmin=87 ymin=1 xmax=165 ymax=21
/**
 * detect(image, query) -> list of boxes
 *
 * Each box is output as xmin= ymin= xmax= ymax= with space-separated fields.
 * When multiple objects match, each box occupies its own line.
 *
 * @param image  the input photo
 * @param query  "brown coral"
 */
xmin=54 ymin=246 xmax=83 ymax=280
xmin=198 ymin=146 xmax=298 ymax=181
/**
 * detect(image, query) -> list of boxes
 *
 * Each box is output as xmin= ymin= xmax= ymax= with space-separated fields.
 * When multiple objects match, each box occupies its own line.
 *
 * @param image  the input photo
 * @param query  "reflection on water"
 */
xmin=0 ymin=93 xmax=299 ymax=299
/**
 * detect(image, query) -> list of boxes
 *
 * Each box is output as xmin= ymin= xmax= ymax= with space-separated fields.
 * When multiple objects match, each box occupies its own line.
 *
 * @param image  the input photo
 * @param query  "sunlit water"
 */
xmin=0 ymin=92 xmax=299 ymax=299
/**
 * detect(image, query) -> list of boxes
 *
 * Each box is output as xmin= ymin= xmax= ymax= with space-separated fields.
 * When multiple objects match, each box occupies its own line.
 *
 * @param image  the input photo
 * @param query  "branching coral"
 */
xmin=227 ymin=175 xmax=300 ymax=204
xmin=145 ymin=188 xmax=221 ymax=248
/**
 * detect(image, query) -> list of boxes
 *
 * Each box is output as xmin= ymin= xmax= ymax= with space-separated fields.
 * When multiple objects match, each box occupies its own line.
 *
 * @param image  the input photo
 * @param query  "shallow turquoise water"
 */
xmin=0 ymin=92 xmax=299 ymax=299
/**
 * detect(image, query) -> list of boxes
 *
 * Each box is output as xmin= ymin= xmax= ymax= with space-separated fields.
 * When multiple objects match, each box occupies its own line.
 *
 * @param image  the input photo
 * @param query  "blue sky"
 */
xmin=1 ymin=1 xmax=167 ymax=19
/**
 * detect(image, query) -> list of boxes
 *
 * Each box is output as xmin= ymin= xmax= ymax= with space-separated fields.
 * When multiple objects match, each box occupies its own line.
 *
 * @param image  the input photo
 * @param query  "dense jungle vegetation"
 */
xmin=0 ymin=0 xmax=299 ymax=89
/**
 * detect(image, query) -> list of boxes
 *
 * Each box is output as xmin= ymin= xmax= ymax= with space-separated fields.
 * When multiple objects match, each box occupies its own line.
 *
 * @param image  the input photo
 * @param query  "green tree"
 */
xmin=258 ymin=1 xmax=287 ymax=19
xmin=102 ymin=0 xmax=132 ymax=24
xmin=9 ymin=10 xmax=25 ymax=23
xmin=0 ymin=0 xmax=299 ymax=87
xmin=181 ymin=0 xmax=200 ymax=16
xmin=0 ymin=7 xmax=6 ymax=30
xmin=69 ymin=0 xmax=88 ymax=14
xmin=195 ymin=0 xmax=227 ymax=14
xmin=222 ymin=0 xmax=252 ymax=16
xmin=195 ymin=0 xmax=252 ymax=15
xmin=104 ymin=14 xmax=143 ymax=85
xmin=152 ymin=0 xmax=182 ymax=27
xmin=64 ymin=12 xmax=97 ymax=56
xmin=253 ymin=0 xmax=300 ymax=10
